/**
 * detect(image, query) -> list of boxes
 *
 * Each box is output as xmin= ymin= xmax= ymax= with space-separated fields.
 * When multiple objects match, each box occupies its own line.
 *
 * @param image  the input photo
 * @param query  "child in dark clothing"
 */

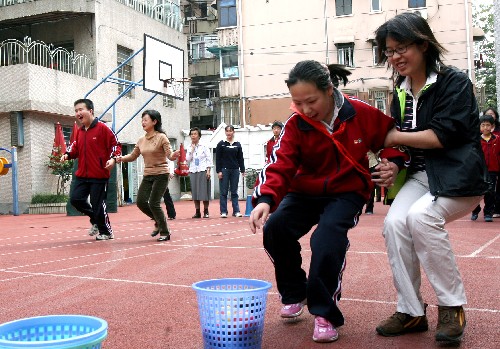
xmin=471 ymin=114 xmax=500 ymax=222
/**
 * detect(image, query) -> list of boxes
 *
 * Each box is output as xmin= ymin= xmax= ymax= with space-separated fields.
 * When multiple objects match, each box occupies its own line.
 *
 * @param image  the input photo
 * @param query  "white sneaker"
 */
xmin=220 ymin=213 xmax=227 ymax=218
xmin=96 ymin=233 xmax=114 ymax=240
xmin=88 ymin=224 xmax=99 ymax=236
xmin=233 ymin=212 xmax=243 ymax=217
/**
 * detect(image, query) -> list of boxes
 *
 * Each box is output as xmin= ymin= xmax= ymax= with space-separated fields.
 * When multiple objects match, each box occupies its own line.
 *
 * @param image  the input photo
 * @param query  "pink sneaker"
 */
xmin=280 ymin=302 xmax=305 ymax=318
xmin=313 ymin=316 xmax=339 ymax=343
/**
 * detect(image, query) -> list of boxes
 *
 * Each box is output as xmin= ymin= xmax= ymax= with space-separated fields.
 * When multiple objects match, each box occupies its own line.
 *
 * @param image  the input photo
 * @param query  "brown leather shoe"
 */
xmin=376 ymin=305 xmax=428 ymax=337
xmin=435 ymin=306 xmax=466 ymax=342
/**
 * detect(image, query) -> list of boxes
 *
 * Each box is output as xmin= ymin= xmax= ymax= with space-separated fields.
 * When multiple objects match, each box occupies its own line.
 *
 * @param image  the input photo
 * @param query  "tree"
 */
xmin=46 ymin=148 xmax=73 ymax=196
xmin=473 ymin=2 xmax=496 ymax=110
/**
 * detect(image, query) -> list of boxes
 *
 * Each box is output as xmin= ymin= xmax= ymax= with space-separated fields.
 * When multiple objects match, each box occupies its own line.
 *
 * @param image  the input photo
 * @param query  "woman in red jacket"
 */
xmin=249 ymin=60 xmax=407 ymax=343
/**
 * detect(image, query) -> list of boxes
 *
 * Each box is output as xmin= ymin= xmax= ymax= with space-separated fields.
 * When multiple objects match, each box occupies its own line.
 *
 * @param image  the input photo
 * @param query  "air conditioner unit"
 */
xmin=411 ymin=8 xmax=428 ymax=20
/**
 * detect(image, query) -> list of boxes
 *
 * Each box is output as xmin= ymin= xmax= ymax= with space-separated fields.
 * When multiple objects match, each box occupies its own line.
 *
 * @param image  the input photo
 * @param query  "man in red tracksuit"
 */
xmin=61 ymin=98 xmax=121 ymax=240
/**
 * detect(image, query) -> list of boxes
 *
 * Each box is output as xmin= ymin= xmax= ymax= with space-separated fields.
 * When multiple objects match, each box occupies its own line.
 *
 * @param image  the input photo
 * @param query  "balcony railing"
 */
xmin=0 ymin=0 xmax=184 ymax=32
xmin=0 ymin=0 xmax=38 ymax=6
xmin=115 ymin=0 xmax=184 ymax=32
xmin=0 ymin=37 xmax=94 ymax=79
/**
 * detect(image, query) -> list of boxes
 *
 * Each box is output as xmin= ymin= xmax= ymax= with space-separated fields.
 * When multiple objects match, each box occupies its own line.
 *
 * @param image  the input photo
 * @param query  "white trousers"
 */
xmin=383 ymin=171 xmax=482 ymax=317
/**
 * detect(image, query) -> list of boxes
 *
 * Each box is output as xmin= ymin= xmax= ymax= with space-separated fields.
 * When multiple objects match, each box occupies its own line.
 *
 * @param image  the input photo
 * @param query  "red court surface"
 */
xmin=0 ymin=200 xmax=498 ymax=348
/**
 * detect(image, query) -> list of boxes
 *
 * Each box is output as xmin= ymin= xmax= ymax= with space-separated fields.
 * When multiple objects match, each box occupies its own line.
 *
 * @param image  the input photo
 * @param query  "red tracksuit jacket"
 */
xmin=480 ymin=134 xmax=500 ymax=173
xmin=67 ymin=118 xmax=121 ymax=179
xmin=254 ymin=94 xmax=409 ymax=211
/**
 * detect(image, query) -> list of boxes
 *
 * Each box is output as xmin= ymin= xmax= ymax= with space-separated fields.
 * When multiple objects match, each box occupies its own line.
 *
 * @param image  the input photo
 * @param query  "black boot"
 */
xmin=192 ymin=209 xmax=201 ymax=218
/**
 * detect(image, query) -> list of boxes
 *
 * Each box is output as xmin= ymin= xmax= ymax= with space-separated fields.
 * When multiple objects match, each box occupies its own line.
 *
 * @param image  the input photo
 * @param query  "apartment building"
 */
xmin=181 ymin=0 xmax=221 ymax=129
xmin=208 ymin=0 xmax=482 ymax=127
xmin=0 ymin=0 xmax=189 ymax=214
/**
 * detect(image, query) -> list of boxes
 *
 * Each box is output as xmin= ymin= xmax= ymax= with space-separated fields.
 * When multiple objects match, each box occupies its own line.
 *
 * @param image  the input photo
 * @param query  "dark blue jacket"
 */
xmin=215 ymin=140 xmax=245 ymax=173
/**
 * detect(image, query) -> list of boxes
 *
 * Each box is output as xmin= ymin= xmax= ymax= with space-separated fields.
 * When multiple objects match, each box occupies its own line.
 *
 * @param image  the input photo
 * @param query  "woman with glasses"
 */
xmin=374 ymin=12 xmax=489 ymax=343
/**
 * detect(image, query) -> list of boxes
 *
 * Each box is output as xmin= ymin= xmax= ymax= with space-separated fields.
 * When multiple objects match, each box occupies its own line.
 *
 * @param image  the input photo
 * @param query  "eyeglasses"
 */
xmin=384 ymin=43 xmax=415 ymax=57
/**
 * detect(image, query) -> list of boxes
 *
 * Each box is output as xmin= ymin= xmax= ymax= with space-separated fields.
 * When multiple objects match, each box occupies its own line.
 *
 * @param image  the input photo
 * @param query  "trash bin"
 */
xmin=0 ymin=315 xmax=108 ymax=348
xmin=192 ymin=278 xmax=272 ymax=349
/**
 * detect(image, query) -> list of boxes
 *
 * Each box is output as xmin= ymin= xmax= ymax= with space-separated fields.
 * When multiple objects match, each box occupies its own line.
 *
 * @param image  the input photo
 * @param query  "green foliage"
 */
xmin=245 ymin=168 xmax=261 ymax=189
xmin=31 ymin=193 xmax=69 ymax=204
xmin=473 ymin=3 xmax=497 ymax=109
xmin=46 ymin=148 xmax=74 ymax=195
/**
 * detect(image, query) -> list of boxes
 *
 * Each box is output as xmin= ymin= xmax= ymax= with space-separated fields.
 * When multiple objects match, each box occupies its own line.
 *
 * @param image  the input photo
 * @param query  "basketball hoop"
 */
xmin=162 ymin=77 xmax=191 ymax=99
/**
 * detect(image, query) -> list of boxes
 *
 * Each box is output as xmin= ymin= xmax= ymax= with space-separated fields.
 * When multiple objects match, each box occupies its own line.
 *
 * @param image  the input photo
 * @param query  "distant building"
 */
xmin=0 ymin=0 xmax=189 ymax=214
xmin=207 ymin=0 xmax=484 ymax=127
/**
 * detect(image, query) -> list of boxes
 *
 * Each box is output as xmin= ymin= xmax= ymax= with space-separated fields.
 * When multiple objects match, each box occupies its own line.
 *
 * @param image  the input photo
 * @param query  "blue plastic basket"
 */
xmin=0 ymin=315 xmax=108 ymax=349
xmin=192 ymin=278 xmax=272 ymax=349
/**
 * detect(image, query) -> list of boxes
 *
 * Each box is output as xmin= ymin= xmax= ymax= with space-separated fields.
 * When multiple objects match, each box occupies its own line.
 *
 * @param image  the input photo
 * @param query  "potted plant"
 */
xmin=29 ymin=193 xmax=69 ymax=214
xmin=46 ymin=150 xmax=73 ymax=196
xmin=244 ymin=168 xmax=260 ymax=195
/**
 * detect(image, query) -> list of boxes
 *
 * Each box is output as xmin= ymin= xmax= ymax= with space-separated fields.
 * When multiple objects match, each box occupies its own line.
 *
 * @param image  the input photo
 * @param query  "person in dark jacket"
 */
xmin=374 ymin=12 xmax=489 ymax=343
xmin=471 ymin=114 xmax=500 ymax=222
xmin=215 ymin=125 xmax=245 ymax=218
xmin=249 ymin=60 xmax=408 ymax=343
xmin=61 ymin=98 xmax=122 ymax=240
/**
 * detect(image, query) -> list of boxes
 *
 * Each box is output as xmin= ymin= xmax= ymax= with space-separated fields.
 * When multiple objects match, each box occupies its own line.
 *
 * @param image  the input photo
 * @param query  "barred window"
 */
xmin=337 ymin=43 xmax=354 ymax=67
xmin=117 ymin=45 xmax=133 ymax=98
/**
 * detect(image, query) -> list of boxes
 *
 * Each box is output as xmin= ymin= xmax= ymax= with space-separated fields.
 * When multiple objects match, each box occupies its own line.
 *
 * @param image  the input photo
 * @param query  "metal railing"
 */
xmin=115 ymin=0 xmax=184 ymax=32
xmin=0 ymin=0 xmax=38 ymax=6
xmin=0 ymin=0 xmax=183 ymax=32
xmin=0 ymin=37 xmax=94 ymax=79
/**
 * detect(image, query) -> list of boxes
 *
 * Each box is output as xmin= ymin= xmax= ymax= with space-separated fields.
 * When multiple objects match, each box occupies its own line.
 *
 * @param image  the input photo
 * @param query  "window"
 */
xmin=163 ymin=95 xmax=176 ymax=108
xmin=218 ymin=0 xmax=237 ymax=27
xmin=220 ymin=98 xmax=240 ymax=126
xmin=62 ymin=125 xmax=72 ymax=146
xmin=371 ymin=0 xmax=381 ymax=12
xmin=370 ymin=90 xmax=388 ymax=114
xmin=337 ymin=43 xmax=354 ymax=67
xmin=335 ymin=0 xmax=352 ymax=16
xmin=221 ymin=50 xmax=239 ymax=78
xmin=341 ymin=89 xmax=358 ymax=98
xmin=190 ymin=35 xmax=217 ymax=60
xmin=117 ymin=45 xmax=133 ymax=98
xmin=409 ymin=0 xmax=426 ymax=8
xmin=372 ymin=45 xmax=382 ymax=66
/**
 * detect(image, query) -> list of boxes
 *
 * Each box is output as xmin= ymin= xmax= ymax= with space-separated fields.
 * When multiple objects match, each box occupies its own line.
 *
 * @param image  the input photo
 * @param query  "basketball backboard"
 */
xmin=143 ymin=34 xmax=187 ymax=100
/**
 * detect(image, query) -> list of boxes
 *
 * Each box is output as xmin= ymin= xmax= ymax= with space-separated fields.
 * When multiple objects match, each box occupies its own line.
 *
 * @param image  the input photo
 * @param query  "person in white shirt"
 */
xmin=186 ymin=127 xmax=213 ymax=218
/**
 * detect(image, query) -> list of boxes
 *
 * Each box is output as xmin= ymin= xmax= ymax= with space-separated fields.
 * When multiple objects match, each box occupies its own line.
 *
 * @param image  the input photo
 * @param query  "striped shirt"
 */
xmin=402 ymin=95 xmax=426 ymax=173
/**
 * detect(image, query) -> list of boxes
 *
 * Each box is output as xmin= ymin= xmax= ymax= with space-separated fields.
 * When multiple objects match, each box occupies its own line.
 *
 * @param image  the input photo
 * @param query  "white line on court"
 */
xmin=1 ymin=270 xmax=498 ymax=314
xmin=466 ymin=233 xmax=500 ymax=257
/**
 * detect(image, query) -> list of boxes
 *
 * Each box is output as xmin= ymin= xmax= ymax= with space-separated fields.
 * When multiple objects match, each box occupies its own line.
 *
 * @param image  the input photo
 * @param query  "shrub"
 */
xmin=31 ymin=193 xmax=69 ymax=204
xmin=245 ymin=168 xmax=261 ymax=189
xmin=46 ymin=150 xmax=74 ymax=195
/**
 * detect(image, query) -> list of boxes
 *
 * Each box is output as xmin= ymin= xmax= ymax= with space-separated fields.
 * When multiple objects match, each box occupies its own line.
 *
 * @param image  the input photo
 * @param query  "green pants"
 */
xmin=136 ymin=174 xmax=170 ymax=235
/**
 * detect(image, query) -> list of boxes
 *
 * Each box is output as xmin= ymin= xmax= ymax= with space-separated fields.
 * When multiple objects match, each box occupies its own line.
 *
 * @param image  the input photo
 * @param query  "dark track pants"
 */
xmin=70 ymin=177 xmax=113 ymax=235
xmin=263 ymin=192 xmax=364 ymax=327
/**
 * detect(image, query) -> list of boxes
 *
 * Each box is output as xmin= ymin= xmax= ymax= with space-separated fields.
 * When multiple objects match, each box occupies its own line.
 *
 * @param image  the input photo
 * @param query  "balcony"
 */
xmin=217 ymin=26 xmax=238 ymax=47
xmin=0 ymin=37 xmax=94 ymax=78
xmin=0 ymin=0 xmax=184 ymax=32
xmin=115 ymin=0 xmax=184 ymax=32
xmin=0 ymin=36 xmax=97 ymax=115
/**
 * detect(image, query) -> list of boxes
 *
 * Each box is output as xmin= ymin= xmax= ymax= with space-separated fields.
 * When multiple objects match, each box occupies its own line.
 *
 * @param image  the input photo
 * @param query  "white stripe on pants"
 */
xmin=383 ymin=171 xmax=482 ymax=316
